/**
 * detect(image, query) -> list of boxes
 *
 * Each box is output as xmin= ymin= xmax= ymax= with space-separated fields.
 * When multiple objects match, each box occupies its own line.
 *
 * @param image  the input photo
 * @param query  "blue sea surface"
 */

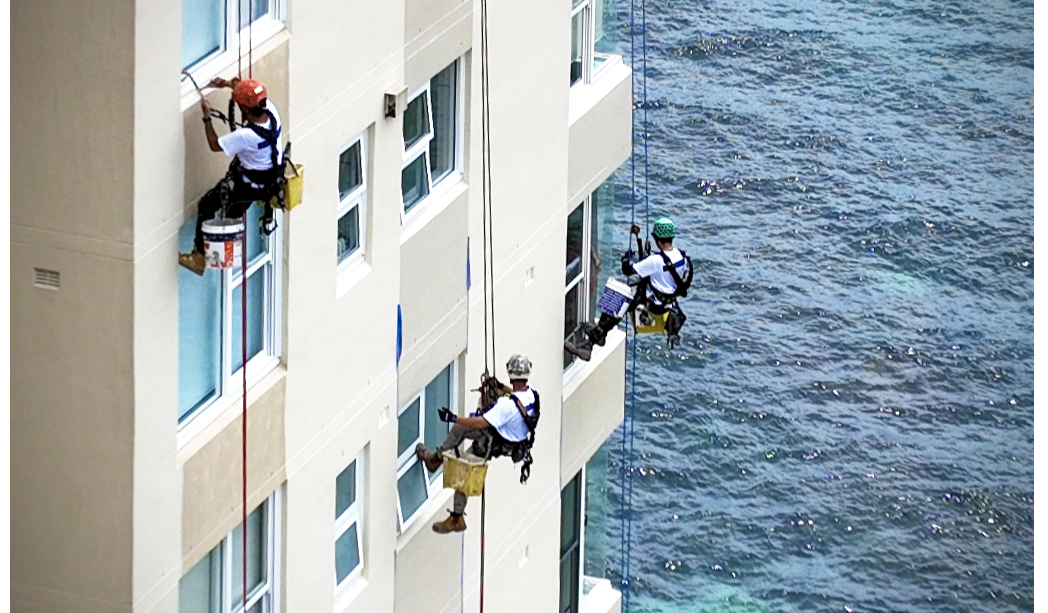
xmin=584 ymin=0 xmax=1034 ymax=611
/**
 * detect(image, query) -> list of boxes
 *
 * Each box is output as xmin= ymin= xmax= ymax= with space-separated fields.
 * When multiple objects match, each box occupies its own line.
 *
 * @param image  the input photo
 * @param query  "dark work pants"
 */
xmin=193 ymin=167 xmax=272 ymax=253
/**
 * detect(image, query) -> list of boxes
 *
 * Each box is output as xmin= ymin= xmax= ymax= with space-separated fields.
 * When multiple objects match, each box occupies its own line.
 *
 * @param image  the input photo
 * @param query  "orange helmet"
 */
xmin=232 ymin=78 xmax=267 ymax=108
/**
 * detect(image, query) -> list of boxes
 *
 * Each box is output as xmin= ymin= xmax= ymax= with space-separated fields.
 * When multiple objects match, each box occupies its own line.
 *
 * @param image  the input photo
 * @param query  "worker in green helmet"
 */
xmin=565 ymin=217 xmax=693 ymax=361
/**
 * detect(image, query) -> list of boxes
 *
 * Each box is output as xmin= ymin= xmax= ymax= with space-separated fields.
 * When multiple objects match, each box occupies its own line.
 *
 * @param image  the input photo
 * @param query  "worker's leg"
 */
xmin=416 ymin=425 xmax=488 ymax=472
xmin=664 ymin=304 xmax=687 ymax=348
xmin=192 ymin=179 xmax=229 ymax=254
xmin=453 ymin=491 xmax=468 ymax=515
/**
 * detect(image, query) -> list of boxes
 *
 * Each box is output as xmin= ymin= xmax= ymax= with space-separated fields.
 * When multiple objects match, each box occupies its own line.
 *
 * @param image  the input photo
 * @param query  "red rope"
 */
xmin=479 ymin=487 xmax=486 ymax=613
xmin=241 ymin=225 xmax=248 ymax=611
xmin=236 ymin=0 xmax=243 ymax=79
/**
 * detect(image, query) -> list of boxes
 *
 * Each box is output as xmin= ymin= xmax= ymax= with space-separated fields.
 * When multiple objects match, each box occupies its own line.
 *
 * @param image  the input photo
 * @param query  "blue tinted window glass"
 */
xmin=179 ymin=220 xmax=221 ymax=422
xmin=335 ymin=523 xmax=361 ymax=584
xmin=231 ymin=269 xmax=265 ymax=373
xmin=182 ymin=0 xmax=224 ymax=70
xmin=397 ymin=462 xmax=427 ymax=521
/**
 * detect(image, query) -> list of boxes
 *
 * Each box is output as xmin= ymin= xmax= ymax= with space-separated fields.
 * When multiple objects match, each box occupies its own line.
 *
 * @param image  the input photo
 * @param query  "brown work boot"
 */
xmin=415 ymin=444 xmax=443 ymax=473
xmin=432 ymin=512 xmax=467 ymax=534
xmin=178 ymin=250 xmax=206 ymax=276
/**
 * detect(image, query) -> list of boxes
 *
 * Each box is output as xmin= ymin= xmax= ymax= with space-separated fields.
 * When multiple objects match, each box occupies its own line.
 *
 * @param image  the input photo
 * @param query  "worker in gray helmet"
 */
xmin=415 ymin=354 xmax=542 ymax=534
xmin=565 ymin=216 xmax=693 ymax=361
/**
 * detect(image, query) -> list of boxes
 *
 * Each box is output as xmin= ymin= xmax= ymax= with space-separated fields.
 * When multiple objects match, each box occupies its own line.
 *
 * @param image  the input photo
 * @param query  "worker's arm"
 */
xmin=201 ymin=98 xmax=223 ymax=152
xmin=621 ymin=251 xmax=637 ymax=275
xmin=456 ymin=415 xmax=491 ymax=430
xmin=438 ymin=407 xmax=489 ymax=430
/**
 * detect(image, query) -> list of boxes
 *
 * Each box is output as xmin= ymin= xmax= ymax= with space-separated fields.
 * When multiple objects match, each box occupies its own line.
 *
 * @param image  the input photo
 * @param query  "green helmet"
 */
xmin=652 ymin=217 xmax=676 ymax=240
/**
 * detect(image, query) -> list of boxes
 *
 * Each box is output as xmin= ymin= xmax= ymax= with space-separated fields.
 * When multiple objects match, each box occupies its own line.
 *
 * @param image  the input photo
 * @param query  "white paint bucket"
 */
xmin=599 ymin=278 xmax=635 ymax=318
xmin=202 ymin=218 xmax=245 ymax=270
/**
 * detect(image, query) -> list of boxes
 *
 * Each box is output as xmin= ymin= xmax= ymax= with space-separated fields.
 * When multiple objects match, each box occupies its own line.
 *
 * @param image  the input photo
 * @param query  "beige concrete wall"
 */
xmin=561 ymin=331 xmax=626 ymax=487
xmin=284 ymin=388 xmax=398 ymax=613
xmin=287 ymin=0 xmax=405 ymax=131
xmin=181 ymin=375 xmax=288 ymax=568
xmin=568 ymin=63 xmax=632 ymax=207
xmin=130 ymin=0 xmax=186 ymax=610
xmin=11 ymin=0 xmax=135 ymax=244
xmin=404 ymin=0 xmax=472 ymax=92
xmin=399 ymin=191 xmax=468 ymax=364
xmin=11 ymin=0 xmax=138 ymax=610
xmin=11 ymin=243 xmax=136 ymax=613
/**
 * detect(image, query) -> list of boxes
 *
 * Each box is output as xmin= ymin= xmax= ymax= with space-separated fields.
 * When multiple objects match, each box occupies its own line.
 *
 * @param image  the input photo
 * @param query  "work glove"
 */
xmin=438 ymin=407 xmax=458 ymax=423
xmin=621 ymin=252 xmax=635 ymax=276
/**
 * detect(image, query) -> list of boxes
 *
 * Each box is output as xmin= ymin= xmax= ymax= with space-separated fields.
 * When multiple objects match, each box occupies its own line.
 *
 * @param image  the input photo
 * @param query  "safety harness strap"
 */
xmin=244 ymin=108 xmax=281 ymax=176
xmin=657 ymin=250 xmax=693 ymax=298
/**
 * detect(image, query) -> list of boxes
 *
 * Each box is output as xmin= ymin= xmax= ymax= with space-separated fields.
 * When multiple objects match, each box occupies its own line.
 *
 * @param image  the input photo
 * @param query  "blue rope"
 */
xmin=619 ymin=0 xmax=650 ymax=609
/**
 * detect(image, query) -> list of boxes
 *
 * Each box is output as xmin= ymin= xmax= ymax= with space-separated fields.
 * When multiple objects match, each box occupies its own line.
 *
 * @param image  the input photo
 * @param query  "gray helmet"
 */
xmin=506 ymin=354 xmax=532 ymax=380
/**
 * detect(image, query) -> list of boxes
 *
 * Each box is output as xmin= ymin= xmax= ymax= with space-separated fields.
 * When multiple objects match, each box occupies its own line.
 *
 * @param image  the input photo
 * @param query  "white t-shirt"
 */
xmin=218 ymin=100 xmax=283 ymax=171
xmin=484 ymin=388 xmax=537 ymax=442
xmin=633 ymin=247 xmax=687 ymax=296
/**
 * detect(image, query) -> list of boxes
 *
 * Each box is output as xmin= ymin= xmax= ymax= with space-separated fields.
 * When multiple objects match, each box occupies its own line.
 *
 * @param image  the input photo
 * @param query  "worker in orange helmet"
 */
xmin=179 ymin=77 xmax=284 ymax=275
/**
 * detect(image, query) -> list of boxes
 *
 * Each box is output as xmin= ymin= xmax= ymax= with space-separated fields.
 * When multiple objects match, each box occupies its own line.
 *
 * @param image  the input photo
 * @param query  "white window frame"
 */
xmin=560 ymin=467 xmax=587 ymax=613
xmin=337 ymin=132 xmax=368 ymax=273
xmin=334 ymin=453 xmax=365 ymax=593
xmin=395 ymin=362 xmax=457 ymax=530
xmin=564 ymin=196 xmax=597 ymax=371
xmin=181 ymin=0 xmax=286 ymax=97
xmin=178 ymin=213 xmax=284 ymax=444
xmin=570 ymin=0 xmax=615 ymax=92
xmin=181 ymin=490 xmax=282 ymax=613
xmin=400 ymin=59 xmax=465 ymax=224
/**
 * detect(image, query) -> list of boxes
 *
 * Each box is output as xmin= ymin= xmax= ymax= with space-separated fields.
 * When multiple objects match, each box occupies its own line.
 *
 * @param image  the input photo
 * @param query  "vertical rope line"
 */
xmin=480 ymin=487 xmax=487 ymax=613
xmin=628 ymin=0 xmax=637 ymax=248
xmin=479 ymin=0 xmax=490 ymax=372
xmin=478 ymin=2 xmax=494 ymax=611
xmin=460 ymin=532 xmax=466 ymax=613
xmin=642 ymin=0 xmax=649 ymax=232
xmin=481 ymin=0 xmax=496 ymax=368
xmin=237 ymin=0 xmax=243 ymax=78
xmin=619 ymin=0 xmax=642 ymax=609
xmin=248 ymin=0 xmax=253 ymax=78
xmin=625 ymin=3 xmax=648 ymax=608
xmin=240 ymin=226 xmax=249 ymax=613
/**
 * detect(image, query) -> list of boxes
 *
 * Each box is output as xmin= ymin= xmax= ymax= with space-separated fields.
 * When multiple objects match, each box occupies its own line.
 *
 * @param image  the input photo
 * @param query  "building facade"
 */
xmin=11 ymin=0 xmax=631 ymax=612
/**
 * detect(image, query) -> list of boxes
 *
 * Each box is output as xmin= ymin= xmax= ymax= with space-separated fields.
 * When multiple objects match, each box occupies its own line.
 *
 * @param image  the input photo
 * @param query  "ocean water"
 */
xmin=583 ymin=0 xmax=1034 ymax=612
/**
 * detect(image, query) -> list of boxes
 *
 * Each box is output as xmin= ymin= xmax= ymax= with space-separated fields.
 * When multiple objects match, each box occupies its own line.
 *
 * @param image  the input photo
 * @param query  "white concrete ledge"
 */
xmin=581 ymin=577 xmax=623 ymax=613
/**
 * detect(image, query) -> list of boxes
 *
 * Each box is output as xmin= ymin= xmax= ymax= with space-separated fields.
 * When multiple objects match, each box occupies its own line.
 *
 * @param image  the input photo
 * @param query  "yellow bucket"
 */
xmin=282 ymin=163 xmax=305 ymax=211
xmin=442 ymin=452 xmax=488 ymax=497
xmin=632 ymin=309 xmax=668 ymax=334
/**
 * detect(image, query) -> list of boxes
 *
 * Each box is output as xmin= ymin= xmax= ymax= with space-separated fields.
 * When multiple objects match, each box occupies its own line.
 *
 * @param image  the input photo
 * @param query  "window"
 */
xmin=564 ymin=182 xmax=614 ymax=368
xmin=182 ymin=0 xmax=284 ymax=73
xmin=559 ymin=472 xmax=584 ymax=613
xmin=401 ymin=60 xmax=461 ymax=217
xmin=337 ymin=135 xmax=367 ymax=268
xmin=178 ymin=203 xmax=282 ymax=432
xmin=396 ymin=363 xmax=454 ymax=528
xmin=335 ymin=455 xmax=364 ymax=591
xmin=179 ymin=492 xmax=280 ymax=613
xmin=561 ymin=452 xmax=616 ymax=613
xmin=570 ymin=0 xmax=618 ymax=87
